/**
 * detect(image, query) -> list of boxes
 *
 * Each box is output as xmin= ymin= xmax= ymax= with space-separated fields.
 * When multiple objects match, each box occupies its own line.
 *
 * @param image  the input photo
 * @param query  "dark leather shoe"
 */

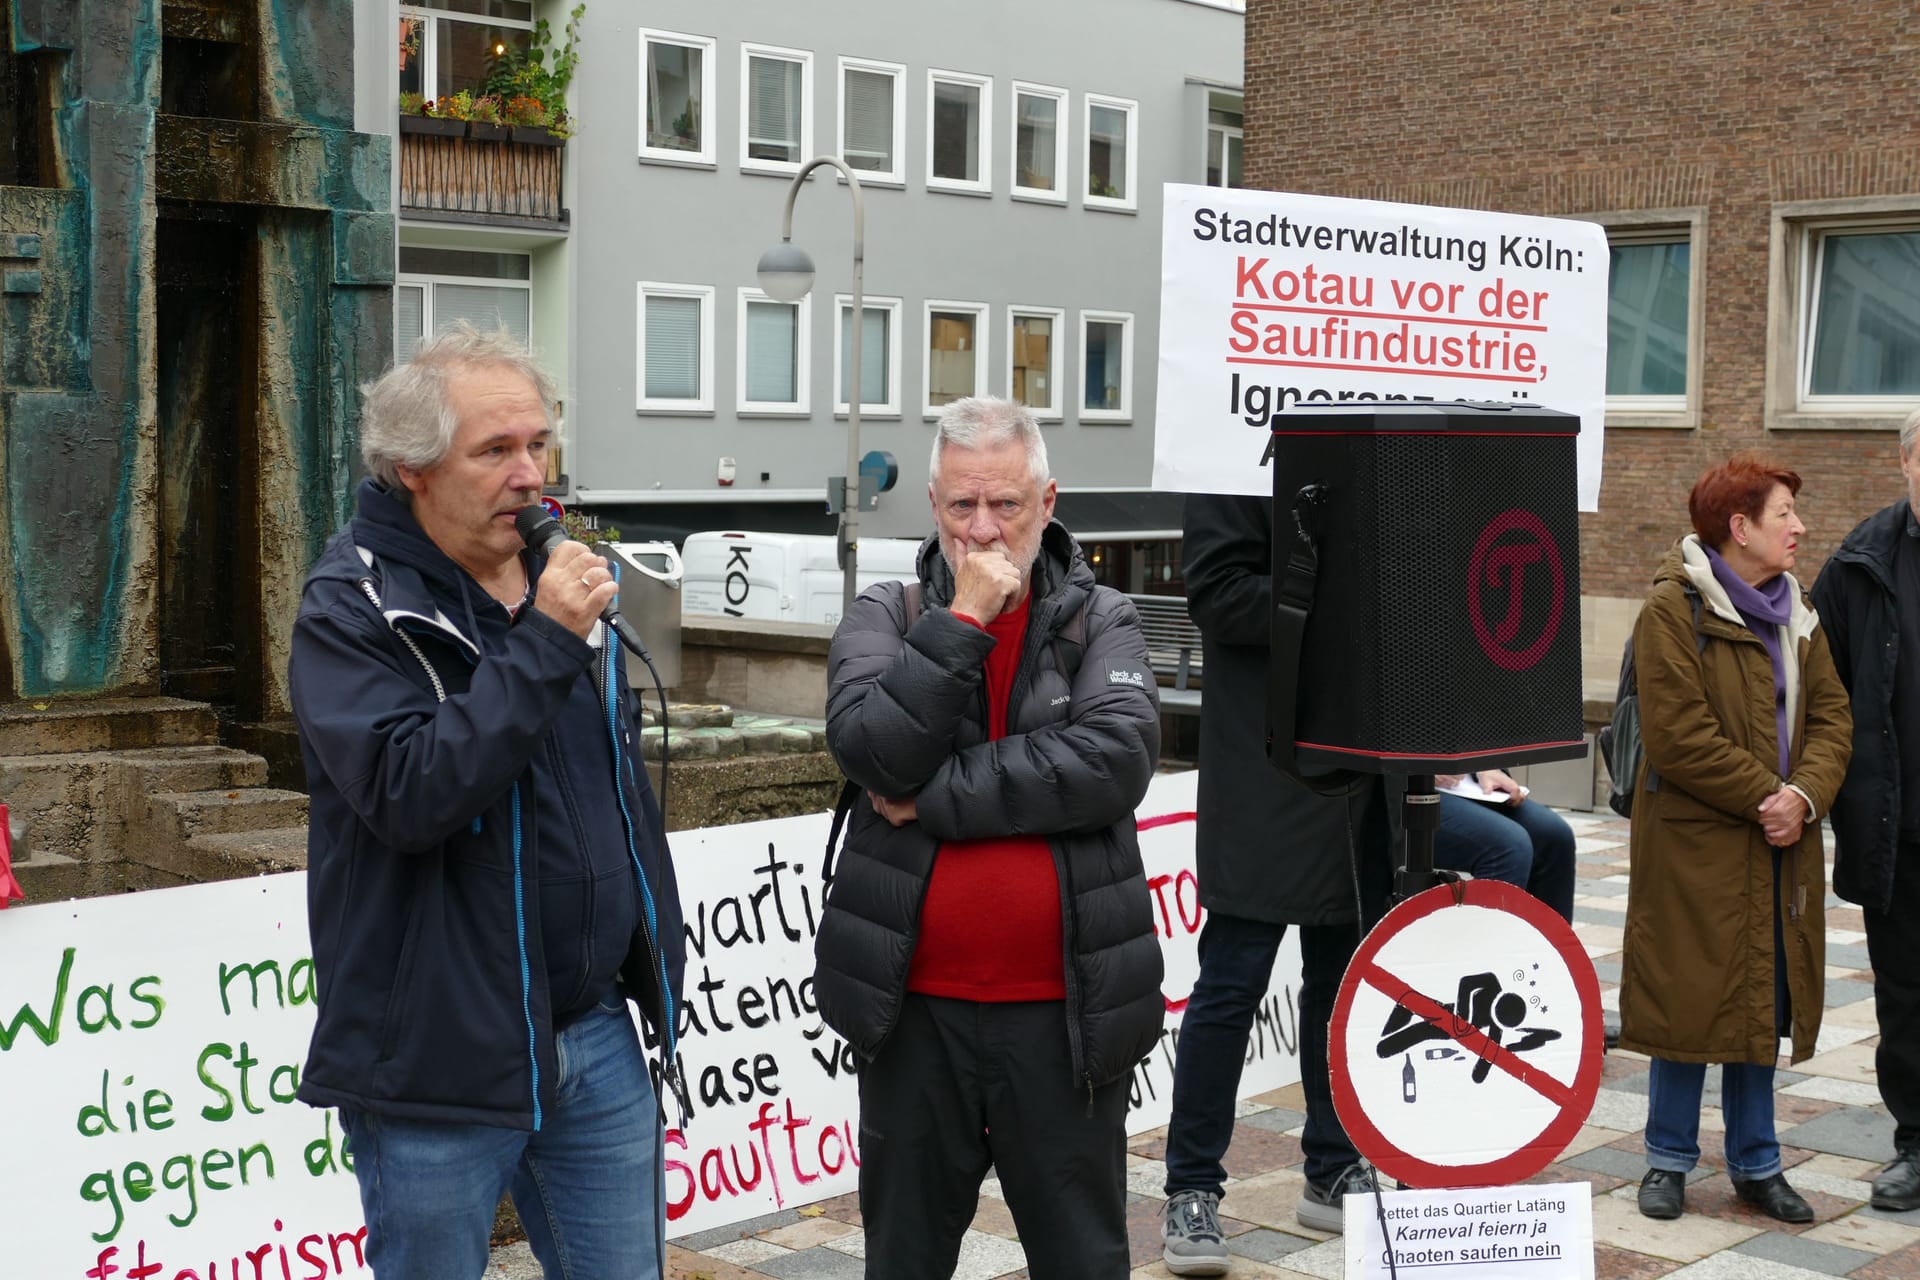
xmin=1603 ymin=1016 xmax=1621 ymax=1050
xmin=1733 ymin=1173 xmax=1814 ymax=1223
xmin=1872 ymin=1153 xmax=1920 ymax=1212
xmin=1637 ymin=1168 xmax=1684 ymax=1219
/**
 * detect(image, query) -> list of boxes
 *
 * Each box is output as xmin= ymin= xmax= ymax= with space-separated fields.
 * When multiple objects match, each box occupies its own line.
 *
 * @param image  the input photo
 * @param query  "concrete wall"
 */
xmin=561 ymin=0 xmax=1243 ymax=536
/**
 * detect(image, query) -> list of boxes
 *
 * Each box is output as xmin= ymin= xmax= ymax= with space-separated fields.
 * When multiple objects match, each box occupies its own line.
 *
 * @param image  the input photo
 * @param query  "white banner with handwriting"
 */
xmin=0 ymin=769 xmax=1305 ymax=1265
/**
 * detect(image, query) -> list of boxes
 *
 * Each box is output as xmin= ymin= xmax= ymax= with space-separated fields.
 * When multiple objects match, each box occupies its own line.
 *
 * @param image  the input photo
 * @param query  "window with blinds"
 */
xmin=747 ymin=55 xmax=801 ymax=163
xmin=838 ymin=302 xmax=895 ymax=412
xmin=394 ymin=251 xmax=531 ymax=366
xmin=842 ymin=65 xmax=897 ymax=176
xmin=635 ymin=282 xmax=714 ymax=411
xmin=743 ymin=299 xmax=801 ymax=408
xmin=644 ymin=295 xmax=702 ymax=401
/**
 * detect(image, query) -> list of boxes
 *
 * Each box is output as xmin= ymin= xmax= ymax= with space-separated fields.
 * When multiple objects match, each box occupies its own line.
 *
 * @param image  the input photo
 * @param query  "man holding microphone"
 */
xmin=289 ymin=327 xmax=683 ymax=1278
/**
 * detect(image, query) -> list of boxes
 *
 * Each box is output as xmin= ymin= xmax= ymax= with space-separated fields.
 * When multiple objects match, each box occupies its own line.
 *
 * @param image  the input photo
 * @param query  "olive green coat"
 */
xmin=1618 ymin=538 xmax=1853 ymax=1066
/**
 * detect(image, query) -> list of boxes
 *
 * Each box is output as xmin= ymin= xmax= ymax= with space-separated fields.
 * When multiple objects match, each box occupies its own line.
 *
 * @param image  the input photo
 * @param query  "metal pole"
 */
xmin=775 ymin=157 xmax=866 ymax=620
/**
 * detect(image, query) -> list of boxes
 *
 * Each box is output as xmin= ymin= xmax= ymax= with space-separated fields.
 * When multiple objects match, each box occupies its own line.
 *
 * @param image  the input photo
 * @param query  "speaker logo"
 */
xmin=1467 ymin=509 xmax=1564 ymax=672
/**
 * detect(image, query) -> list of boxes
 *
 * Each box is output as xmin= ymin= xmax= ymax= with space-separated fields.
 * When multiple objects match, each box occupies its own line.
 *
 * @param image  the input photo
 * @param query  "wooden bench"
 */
xmin=1125 ymin=593 xmax=1203 ymax=715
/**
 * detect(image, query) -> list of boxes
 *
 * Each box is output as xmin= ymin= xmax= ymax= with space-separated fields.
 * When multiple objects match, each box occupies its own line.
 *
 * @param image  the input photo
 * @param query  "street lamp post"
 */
xmin=756 ymin=157 xmax=866 ymax=620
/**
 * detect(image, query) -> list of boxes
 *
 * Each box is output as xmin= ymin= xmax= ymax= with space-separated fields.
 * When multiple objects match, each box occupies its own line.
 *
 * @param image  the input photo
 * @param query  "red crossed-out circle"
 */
xmin=1466 ymin=509 xmax=1564 ymax=672
xmin=1328 ymin=878 xmax=1603 ymax=1189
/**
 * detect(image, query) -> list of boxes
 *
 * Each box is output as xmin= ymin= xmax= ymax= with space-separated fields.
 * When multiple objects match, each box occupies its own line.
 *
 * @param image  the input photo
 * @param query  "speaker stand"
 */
xmin=1393 ymin=775 xmax=1455 ymax=904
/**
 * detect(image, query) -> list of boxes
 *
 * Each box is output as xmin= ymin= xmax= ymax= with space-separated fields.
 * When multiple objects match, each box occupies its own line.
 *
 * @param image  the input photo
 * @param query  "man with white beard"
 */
xmin=813 ymin=396 xmax=1165 ymax=1278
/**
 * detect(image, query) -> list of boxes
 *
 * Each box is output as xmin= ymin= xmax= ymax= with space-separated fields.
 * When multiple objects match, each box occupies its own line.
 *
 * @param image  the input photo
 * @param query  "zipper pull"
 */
xmin=1084 ymin=1076 xmax=1095 ymax=1119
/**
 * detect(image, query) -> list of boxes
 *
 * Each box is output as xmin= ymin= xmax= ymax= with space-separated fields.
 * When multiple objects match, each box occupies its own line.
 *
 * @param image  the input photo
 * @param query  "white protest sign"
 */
xmin=0 ymin=876 xmax=368 ymax=1280
xmin=1 ymin=769 xmax=1304 ymax=1260
xmin=1344 ymin=1183 xmax=1595 ymax=1279
xmin=658 ymin=768 xmax=1303 ymax=1234
xmin=1329 ymin=880 xmax=1603 ymax=1190
xmin=1153 ymin=184 xmax=1608 ymax=511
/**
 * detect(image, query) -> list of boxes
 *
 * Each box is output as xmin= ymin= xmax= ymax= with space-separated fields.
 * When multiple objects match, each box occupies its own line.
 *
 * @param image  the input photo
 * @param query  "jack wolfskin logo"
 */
xmin=1051 ymin=694 xmax=1071 ymax=706
xmin=1107 ymin=667 xmax=1146 ymax=688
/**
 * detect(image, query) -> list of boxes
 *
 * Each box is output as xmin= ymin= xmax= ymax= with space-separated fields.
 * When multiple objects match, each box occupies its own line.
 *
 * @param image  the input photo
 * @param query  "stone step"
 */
xmin=113 ymin=745 xmax=269 ymax=793
xmin=149 ymin=788 xmax=310 ymax=841
xmin=167 ymin=827 xmax=310 ymax=882
xmin=0 ymin=697 xmax=219 ymax=756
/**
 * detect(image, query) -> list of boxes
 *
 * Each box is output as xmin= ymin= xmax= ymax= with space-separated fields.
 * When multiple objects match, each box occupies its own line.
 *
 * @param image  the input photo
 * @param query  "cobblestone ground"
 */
xmin=489 ymin=808 xmax=1914 ymax=1279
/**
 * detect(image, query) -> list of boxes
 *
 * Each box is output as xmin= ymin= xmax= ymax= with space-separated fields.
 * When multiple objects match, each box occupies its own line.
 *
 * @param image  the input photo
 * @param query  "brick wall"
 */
xmin=1243 ymin=0 xmax=1920 ymax=595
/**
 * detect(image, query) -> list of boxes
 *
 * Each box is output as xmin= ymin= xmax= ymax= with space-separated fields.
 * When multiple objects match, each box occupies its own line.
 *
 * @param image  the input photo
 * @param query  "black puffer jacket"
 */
xmin=814 ymin=522 xmax=1165 ymax=1088
xmin=1812 ymin=499 xmax=1908 ymax=912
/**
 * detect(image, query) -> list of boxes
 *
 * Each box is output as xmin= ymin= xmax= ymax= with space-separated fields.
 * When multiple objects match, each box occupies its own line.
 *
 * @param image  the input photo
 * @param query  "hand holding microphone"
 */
xmin=515 ymin=507 xmax=650 ymax=657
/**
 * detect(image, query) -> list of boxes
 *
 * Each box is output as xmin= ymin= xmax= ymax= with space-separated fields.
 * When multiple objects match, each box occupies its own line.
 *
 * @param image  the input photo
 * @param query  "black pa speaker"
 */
xmin=1266 ymin=401 xmax=1584 ymax=775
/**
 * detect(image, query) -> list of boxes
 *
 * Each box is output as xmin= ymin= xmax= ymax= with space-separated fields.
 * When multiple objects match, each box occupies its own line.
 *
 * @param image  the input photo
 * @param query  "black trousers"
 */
xmin=1865 ymin=840 xmax=1920 ymax=1154
xmin=857 ymin=994 xmax=1131 ymax=1279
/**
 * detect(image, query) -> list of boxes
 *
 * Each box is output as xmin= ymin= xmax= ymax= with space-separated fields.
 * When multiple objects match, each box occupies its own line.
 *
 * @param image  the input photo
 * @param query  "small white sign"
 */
xmin=1344 ymin=1182 xmax=1595 ymax=1279
xmin=1153 ymin=184 xmax=1608 ymax=511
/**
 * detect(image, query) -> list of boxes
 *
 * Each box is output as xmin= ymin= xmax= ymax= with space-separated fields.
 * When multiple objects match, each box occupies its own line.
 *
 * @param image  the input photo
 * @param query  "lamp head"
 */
xmin=756 ymin=241 xmax=817 ymax=302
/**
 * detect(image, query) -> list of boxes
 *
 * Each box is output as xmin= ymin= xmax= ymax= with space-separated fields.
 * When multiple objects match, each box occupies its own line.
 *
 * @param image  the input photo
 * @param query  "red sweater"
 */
xmin=906 ymin=595 xmax=1066 ymax=1001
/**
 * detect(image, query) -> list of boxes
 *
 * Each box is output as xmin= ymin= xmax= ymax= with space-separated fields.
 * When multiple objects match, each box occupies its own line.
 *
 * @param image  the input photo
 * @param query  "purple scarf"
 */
xmin=1704 ymin=545 xmax=1794 ymax=776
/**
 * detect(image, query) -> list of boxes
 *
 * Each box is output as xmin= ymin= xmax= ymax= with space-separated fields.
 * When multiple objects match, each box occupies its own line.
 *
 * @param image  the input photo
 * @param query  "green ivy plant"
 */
xmin=483 ymin=3 xmax=585 ymax=135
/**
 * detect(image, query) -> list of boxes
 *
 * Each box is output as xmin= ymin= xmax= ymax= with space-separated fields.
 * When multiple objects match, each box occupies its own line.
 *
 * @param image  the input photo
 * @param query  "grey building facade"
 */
xmin=552 ymin=0 xmax=1244 ymax=552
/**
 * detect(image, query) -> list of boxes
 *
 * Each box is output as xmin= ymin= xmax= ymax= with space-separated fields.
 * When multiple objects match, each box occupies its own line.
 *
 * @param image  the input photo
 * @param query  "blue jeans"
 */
xmin=1434 ymin=795 xmax=1576 ymax=923
xmin=339 ymin=995 xmax=662 ymax=1280
xmin=1164 ymin=912 xmax=1362 ymax=1191
xmin=1644 ymin=1058 xmax=1782 ymax=1181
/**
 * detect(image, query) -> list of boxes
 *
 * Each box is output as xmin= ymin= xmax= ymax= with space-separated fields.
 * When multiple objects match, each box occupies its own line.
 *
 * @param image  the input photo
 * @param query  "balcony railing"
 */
xmin=398 ymin=120 xmax=566 ymax=226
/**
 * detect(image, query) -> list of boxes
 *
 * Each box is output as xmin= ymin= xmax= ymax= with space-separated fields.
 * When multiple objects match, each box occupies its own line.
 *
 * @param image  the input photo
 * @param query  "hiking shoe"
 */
xmin=1297 ymin=1163 xmax=1377 ymax=1233
xmin=1163 ymin=1189 xmax=1230 ymax=1276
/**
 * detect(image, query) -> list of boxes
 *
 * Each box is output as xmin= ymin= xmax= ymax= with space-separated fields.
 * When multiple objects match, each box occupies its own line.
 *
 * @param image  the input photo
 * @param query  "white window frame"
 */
xmin=400 ymin=4 xmax=535 ymax=106
xmin=638 ymin=28 xmax=717 ymax=167
xmin=396 ymin=267 xmax=534 ymax=363
xmin=1078 ymin=309 xmax=1134 ymax=423
xmin=1083 ymin=93 xmax=1139 ymax=213
xmin=921 ymin=300 xmax=990 ymax=419
xmin=635 ymin=281 xmax=715 ymax=413
xmin=1766 ymin=196 xmax=1920 ymax=432
xmin=1202 ymin=88 xmax=1244 ymax=189
xmin=1589 ymin=209 xmax=1705 ymax=430
xmin=1008 ymin=81 xmax=1068 ymax=205
xmin=833 ymin=293 xmax=903 ymax=418
xmin=735 ymin=287 xmax=809 ymax=415
xmin=836 ymin=56 xmax=905 ymax=187
xmin=738 ymin=42 xmax=813 ymax=176
xmin=1007 ymin=305 xmax=1066 ymax=421
xmin=926 ymin=69 xmax=993 ymax=196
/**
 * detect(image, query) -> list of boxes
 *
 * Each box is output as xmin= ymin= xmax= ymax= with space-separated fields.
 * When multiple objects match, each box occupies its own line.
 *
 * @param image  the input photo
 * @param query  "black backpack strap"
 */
xmin=1267 ymin=485 xmax=1362 ymax=794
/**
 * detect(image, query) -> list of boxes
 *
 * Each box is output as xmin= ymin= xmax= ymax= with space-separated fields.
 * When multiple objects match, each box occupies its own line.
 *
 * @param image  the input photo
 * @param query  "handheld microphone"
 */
xmin=514 ymin=506 xmax=652 ymax=661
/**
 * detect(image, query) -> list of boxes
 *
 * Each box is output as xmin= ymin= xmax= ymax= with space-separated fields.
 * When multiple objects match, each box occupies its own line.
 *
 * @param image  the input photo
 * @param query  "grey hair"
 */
xmin=359 ymin=324 xmax=559 ymax=490
xmin=928 ymin=396 xmax=1051 ymax=487
xmin=1902 ymin=404 xmax=1920 ymax=456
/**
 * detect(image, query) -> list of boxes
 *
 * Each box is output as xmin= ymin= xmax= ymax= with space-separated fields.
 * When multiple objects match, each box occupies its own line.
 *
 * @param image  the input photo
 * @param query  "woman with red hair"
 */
xmin=1620 ymin=453 xmax=1853 ymax=1224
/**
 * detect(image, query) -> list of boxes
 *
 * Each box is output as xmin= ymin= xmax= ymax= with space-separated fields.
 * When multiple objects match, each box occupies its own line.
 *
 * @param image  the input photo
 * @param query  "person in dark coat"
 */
xmin=1811 ymin=406 xmax=1920 ymax=1212
xmin=290 ymin=328 xmax=684 ymax=1278
xmin=815 ymin=397 xmax=1164 ymax=1279
xmin=1160 ymin=494 xmax=1394 ymax=1276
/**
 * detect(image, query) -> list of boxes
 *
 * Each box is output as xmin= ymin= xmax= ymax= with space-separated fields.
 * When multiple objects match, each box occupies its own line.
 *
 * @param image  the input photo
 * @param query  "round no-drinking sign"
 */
xmin=1329 ymin=879 xmax=1603 ymax=1188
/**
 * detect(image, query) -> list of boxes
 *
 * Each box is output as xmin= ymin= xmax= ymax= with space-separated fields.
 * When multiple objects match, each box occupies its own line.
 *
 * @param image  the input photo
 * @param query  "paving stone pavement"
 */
xmin=486 ymin=807 xmax=1909 ymax=1278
